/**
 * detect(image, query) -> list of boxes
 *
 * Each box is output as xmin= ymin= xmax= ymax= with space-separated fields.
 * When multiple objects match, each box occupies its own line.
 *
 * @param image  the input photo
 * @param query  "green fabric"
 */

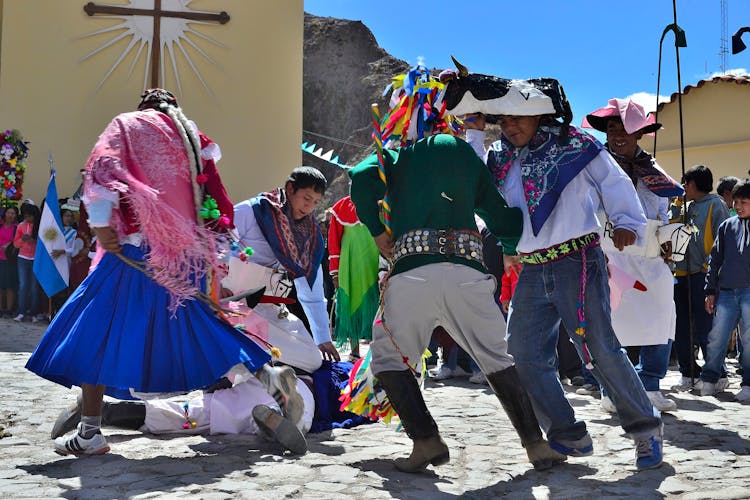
xmin=334 ymin=223 xmax=380 ymax=345
xmin=349 ymin=134 xmax=522 ymax=276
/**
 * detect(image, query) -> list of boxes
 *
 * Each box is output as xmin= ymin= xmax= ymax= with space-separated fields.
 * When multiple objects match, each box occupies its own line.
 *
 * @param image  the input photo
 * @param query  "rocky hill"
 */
xmin=303 ymin=13 xmax=408 ymax=209
xmin=302 ymin=13 xmax=502 ymax=211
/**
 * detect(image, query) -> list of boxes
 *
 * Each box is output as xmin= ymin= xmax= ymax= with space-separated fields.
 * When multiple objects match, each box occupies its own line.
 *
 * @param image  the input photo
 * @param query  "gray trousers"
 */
xmin=371 ymin=262 xmax=514 ymax=375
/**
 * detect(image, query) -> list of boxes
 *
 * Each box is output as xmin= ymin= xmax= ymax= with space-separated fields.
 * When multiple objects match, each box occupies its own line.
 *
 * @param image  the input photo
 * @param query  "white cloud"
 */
xmin=709 ymin=67 xmax=749 ymax=78
xmin=623 ymin=92 xmax=671 ymax=113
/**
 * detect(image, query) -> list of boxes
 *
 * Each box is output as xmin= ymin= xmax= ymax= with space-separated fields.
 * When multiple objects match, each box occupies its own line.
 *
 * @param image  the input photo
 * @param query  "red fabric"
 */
xmin=198 ymin=131 xmax=234 ymax=229
xmin=499 ymin=268 xmax=518 ymax=304
xmin=201 ymin=157 xmax=234 ymax=229
xmin=327 ymin=196 xmax=360 ymax=274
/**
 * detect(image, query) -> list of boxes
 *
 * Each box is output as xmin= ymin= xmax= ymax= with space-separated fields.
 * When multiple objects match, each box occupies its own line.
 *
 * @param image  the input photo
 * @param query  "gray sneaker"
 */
xmin=50 ymin=395 xmax=83 ymax=439
xmin=252 ymin=404 xmax=307 ymax=455
xmin=258 ymin=365 xmax=304 ymax=426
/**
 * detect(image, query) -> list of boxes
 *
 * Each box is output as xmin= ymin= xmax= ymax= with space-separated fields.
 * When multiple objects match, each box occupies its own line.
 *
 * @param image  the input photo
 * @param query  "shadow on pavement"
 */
xmin=353 ymin=457 xmax=458 ymax=499
xmin=19 ymin=432 xmax=341 ymax=499
xmin=462 ymin=462 xmax=676 ymax=499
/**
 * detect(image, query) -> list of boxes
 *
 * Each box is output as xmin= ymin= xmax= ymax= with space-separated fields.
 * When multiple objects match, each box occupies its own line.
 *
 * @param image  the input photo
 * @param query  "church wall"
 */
xmin=0 ymin=0 xmax=303 ymax=205
xmin=643 ymin=80 xmax=750 ymax=183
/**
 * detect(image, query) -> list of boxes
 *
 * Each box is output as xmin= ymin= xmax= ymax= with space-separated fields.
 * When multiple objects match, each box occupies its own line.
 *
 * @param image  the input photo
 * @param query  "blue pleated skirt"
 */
xmin=25 ymin=244 xmax=271 ymax=399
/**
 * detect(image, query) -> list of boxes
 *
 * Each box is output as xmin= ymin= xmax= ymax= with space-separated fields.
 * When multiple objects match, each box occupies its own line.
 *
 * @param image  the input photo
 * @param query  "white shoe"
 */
xmin=576 ymin=383 xmax=600 ymax=396
xmin=735 ymin=386 xmax=750 ymax=403
xmin=647 ymin=391 xmax=677 ymax=412
xmin=54 ymin=426 xmax=110 ymax=456
xmin=601 ymin=395 xmax=617 ymax=414
xmin=469 ymin=371 xmax=488 ymax=385
xmin=432 ymin=365 xmax=454 ymax=380
xmin=700 ymin=377 xmax=729 ymax=396
xmin=12 ymin=313 xmax=23 ymax=322
xmin=671 ymin=376 xmax=702 ymax=392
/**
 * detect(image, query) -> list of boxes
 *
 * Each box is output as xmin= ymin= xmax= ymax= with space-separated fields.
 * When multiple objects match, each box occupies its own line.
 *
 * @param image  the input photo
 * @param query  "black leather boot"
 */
xmin=376 ymin=370 xmax=450 ymax=472
xmin=102 ymin=401 xmax=147 ymax=430
xmin=486 ymin=366 xmax=566 ymax=470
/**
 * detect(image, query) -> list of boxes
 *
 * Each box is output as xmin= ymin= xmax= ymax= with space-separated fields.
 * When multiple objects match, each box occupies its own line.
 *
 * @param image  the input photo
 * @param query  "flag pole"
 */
xmin=47 ymin=152 xmax=54 ymax=321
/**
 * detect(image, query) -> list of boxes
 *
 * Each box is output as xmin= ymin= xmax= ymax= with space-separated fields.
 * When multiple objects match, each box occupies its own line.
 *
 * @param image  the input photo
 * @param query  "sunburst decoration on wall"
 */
xmin=78 ymin=0 xmax=230 ymax=96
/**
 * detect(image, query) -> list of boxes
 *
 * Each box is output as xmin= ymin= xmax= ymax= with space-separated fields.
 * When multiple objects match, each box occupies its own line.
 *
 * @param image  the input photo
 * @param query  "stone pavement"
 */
xmin=2 ymin=318 xmax=750 ymax=499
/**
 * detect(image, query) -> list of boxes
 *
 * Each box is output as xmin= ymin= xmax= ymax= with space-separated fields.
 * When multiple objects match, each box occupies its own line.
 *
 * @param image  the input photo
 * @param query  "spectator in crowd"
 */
xmin=0 ymin=206 xmax=19 ymax=317
xmin=13 ymin=201 xmax=42 ymax=322
xmin=717 ymin=176 xmax=740 ymax=216
xmin=699 ymin=180 xmax=750 ymax=400
xmin=672 ymin=165 xmax=731 ymax=391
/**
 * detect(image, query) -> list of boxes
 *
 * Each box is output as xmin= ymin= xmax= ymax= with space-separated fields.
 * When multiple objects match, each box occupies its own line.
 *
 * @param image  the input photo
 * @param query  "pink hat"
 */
xmin=582 ymin=98 xmax=661 ymax=136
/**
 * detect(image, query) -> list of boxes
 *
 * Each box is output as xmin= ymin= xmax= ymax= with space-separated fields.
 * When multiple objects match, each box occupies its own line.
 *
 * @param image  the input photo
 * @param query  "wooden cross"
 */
xmin=83 ymin=1 xmax=229 ymax=88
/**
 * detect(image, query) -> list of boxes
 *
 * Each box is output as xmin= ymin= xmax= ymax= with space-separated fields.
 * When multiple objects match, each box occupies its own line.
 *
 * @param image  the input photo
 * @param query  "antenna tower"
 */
xmin=720 ymin=0 xmax=729 ymax=73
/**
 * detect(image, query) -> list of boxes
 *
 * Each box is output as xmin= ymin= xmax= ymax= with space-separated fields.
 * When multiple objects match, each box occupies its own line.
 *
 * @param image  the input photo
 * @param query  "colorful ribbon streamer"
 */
xmin=370 ymin=103 xmax=392 ymax=237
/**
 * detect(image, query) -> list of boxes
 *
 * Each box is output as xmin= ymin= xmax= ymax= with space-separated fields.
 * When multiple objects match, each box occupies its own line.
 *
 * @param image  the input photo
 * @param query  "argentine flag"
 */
xmin=33 ymin=171 xmax=69 ymax=296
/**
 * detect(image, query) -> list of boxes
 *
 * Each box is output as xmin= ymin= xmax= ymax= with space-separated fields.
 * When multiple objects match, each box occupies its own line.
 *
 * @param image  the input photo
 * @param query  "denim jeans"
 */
xmin=701 ymin=288 xmax=750 ymax=386
xmin=636 ymin=341 xmax=673 ymax=391
xmin=674 ymin=273 xmax=712 ymax=377
xmin=507 ymin=246 xmax=660 ymax=441
xmin=17 ymin=257 xmax=40 ymax=316
xmin=590 ymin=341 xmax=672 ymax=394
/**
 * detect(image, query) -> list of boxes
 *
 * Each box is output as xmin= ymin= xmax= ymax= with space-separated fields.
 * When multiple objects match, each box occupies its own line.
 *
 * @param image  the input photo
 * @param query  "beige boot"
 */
xmin=525 ymin=439 xmax=567 ymax=470
xmin=394 ymin=435 xmax=450 ymax=473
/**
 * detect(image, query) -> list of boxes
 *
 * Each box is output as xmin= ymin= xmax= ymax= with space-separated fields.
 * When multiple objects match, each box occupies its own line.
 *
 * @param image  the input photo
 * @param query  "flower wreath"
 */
xmin=0 ymin=129 xmax=29 ymax=208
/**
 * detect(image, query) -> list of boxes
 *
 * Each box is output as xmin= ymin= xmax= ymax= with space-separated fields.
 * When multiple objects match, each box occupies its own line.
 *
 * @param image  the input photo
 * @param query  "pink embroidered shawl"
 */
xmin=84 ymin=110 xmax=223 ymax=308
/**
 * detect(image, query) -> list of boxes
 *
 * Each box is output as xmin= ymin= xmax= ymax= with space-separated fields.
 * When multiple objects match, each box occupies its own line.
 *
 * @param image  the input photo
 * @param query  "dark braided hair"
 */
xmin=137 ymin=88 xmax=179 ymax=111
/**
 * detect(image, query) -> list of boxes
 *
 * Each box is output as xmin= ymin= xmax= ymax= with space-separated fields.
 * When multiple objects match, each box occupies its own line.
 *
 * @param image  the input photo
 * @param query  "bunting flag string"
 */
xmin=301 ymin=142 xmax=349 ymax=169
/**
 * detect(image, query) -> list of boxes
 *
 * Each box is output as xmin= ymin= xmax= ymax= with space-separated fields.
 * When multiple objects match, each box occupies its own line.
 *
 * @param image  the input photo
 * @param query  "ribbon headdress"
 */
xmin=379 ymin=63 xmax=463 ymax=149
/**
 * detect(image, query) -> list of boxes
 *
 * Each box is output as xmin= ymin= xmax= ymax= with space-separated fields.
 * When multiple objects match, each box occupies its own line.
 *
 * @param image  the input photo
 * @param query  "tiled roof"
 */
xmin=657 ymin=74 xmax=750 ymax=111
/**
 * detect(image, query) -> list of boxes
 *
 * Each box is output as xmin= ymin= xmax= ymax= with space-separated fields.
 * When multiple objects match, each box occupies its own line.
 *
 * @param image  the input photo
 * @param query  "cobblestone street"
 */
xmin=2 ymin=319 xmax=750 ymax=499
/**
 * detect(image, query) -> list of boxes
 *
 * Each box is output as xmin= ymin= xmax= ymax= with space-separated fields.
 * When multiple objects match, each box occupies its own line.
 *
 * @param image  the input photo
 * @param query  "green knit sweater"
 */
xmin=349 ymin=134 xmax=522 ymax=275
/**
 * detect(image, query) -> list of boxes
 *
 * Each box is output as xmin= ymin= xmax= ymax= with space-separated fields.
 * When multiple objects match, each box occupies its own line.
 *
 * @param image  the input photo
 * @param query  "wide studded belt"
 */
xmin=519 ymin=232 xmax=600 ymax=265
xmin=393 ymin=228 xmax=484 ymax=266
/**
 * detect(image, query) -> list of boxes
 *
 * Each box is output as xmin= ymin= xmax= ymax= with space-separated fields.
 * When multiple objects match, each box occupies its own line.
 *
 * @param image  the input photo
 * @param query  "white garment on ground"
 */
xmin=142 ymin=376 xmax=315 ymax=435
xmin=251 ymin=303 xmax=323 ymax=374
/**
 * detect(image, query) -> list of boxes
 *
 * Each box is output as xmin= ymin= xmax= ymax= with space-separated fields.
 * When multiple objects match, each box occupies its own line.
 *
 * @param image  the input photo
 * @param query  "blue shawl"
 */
xmin=488 ymin=125 xmax=602 ymax=236
xmin=251 ymin=188 xmax=324 ymax=287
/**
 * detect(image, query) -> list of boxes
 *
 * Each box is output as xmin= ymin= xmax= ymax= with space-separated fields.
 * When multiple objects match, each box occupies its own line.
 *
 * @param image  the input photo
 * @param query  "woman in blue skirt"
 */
xmin=26 ymin=89 xmax=305 ymax=456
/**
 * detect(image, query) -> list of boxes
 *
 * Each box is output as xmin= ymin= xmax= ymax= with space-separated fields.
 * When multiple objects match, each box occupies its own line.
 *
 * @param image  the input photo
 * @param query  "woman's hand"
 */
xmin=92 ymin=226 xmax=121 ymax=253
xmin=318 ymin=341 xmax=341 ymax=362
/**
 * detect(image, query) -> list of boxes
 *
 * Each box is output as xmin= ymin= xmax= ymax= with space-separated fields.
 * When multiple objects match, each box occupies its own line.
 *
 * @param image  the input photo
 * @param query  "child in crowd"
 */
xmin=13 ymin=201 xmax=43 ymax=322
xmin=672 ymin=165 xmax=731 ymax=390
xmin=0 ymin=206 xmax=19 ymax=317
xmin=700 ymin=180 xmax=750 ymax=401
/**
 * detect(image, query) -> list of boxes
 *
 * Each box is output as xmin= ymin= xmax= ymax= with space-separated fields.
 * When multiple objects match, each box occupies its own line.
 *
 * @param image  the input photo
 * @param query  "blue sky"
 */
xmin=305 ymin=0 xmax=750 ymax=132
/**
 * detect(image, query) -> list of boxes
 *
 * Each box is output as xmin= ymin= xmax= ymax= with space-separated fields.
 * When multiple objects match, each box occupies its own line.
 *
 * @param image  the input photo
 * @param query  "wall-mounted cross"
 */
xmin=83 ymin=1 xmax=229 ymax=88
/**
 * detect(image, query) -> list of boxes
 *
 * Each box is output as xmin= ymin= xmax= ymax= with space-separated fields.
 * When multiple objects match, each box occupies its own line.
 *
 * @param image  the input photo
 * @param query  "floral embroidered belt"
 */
xmin=393 ymin=228 xmax=484 ymax=266
xmin=519 ymin=233 xmax=600 ymax=265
